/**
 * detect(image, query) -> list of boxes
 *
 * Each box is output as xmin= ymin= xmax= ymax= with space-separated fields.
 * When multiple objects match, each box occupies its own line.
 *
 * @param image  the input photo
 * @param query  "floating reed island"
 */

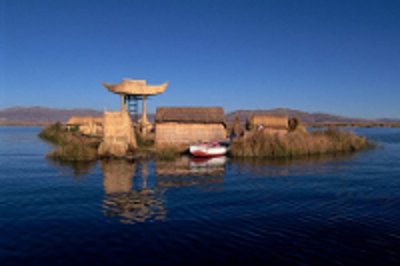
xmin=38 ymin=78 xmax=373 ymax=161
xmin=39 ymin=110 xmax=373 ymax=162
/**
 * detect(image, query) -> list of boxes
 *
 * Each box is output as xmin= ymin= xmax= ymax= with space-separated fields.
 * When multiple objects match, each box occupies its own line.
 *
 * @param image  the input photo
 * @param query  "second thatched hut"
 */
xmin=155 ymin=107 xmax=226 ymax=148
xmin=66 ymin=116 xmax=103 ymax=136
xmin=247 ymin=114 xmax=289 ymax=135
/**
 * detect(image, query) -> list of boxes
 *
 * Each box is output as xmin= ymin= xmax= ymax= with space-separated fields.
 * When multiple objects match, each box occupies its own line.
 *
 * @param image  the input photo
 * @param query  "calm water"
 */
xmin=1 ymin=127 xmax=400 ymax=265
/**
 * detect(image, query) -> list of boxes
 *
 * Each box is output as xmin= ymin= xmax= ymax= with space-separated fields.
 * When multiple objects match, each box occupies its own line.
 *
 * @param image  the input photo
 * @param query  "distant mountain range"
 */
xmin=0 ymin=106 xmax=102 ymax=125
xmin=0 ymin=106 xmax=399 ymax=126
xmin=226 ymin=108 xmax=371 ymax=124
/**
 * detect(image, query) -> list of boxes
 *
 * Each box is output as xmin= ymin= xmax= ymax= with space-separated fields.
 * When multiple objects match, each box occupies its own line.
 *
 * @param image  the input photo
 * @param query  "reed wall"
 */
xmin=155 ymin=122 xmax=226 ymax=147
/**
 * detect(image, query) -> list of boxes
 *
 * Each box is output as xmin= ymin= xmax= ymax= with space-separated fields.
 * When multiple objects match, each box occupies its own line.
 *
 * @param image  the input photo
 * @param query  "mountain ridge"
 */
xmin=0 ymin=106 xmax=103 ymax=123
xmin=225 ymin=108 xmax=373 ymax=124
xmin=0 ymin=106 xmax=399 ymax=125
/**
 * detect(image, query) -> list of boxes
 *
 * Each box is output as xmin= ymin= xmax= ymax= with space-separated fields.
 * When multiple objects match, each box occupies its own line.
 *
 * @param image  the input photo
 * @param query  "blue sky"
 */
xmin=1 ymin=0 xmax=399 ymax=118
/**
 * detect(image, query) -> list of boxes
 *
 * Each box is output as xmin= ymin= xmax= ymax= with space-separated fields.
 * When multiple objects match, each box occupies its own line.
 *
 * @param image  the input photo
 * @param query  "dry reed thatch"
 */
xmin=247 ymin=115 xmax=288 ymax=130
xmin=156 ymin=107 xmax=225 ymax=125
xmin=230 ymin=128 xmax=372 ymax=159
xmin=155 ymin=107 xmax=227 ymax=147
xmin=156 ymin=123 xmax=226 ymax=147
xmin=67 ymin=116 xmax=103 ymax=136
xmin=98 ymin=111 xmax=137 ymax=157
xmin=67 ymin=116 xmax=103 ymax=126
xmin=102 ymin=79 xmax=168 ymax=96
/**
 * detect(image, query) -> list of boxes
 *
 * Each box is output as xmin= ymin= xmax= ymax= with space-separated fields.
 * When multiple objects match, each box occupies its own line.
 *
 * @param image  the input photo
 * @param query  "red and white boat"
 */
xmin=189 ymin=141 xmax=228 ymax=157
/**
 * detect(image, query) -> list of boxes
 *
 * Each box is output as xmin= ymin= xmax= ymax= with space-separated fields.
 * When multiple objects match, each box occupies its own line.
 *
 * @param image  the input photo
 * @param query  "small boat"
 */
xmin=189 ymin=141 xmax=227 ymax=157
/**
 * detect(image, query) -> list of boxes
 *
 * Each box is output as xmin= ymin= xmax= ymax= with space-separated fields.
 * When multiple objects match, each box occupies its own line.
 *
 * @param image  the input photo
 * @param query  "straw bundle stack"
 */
xmin=98 ymin=111 xmax=137 ymax=157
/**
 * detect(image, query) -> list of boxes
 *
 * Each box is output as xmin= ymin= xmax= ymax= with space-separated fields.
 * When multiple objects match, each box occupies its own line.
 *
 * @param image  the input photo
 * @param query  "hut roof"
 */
xmin=102 ymin=79 xmax=168 ymax=96
xmin=156 ymin=107 xmax=225 ymax=124
xmin=249 ymin=114 xmax=288 ymax=120
xmin=248 ymin=114 xmax=289 ymax=130
xmin=67 ymin=116 xmax=102 ymax=125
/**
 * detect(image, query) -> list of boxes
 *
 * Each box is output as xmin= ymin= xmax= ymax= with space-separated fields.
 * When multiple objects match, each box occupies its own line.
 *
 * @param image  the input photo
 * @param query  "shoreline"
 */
xmin=38 ymin=123 xmax=374 ymax=162
xmin=0 ymin=121 xmax=51 ymax=127
xmin=3 ymin=122 xmax=399 ymax=128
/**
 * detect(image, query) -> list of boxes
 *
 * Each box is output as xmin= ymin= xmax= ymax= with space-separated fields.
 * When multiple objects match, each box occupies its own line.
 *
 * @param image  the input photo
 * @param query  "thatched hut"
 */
xmin=155 ymin=107 xmax=226 ymax=147
xmin=247 ymin=115 xmax=289 ymax=135
xmin=66 ymin=116 xmax=103 ymax=136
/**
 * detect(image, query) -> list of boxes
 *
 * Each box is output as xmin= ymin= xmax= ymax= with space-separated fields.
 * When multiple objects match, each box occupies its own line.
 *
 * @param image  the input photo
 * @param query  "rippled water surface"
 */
xmin=1 ymin=127 xmax=400 ymax=265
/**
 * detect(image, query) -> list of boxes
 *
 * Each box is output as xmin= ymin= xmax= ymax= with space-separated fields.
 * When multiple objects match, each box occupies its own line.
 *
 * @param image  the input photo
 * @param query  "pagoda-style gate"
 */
xmin=102 ymin=79 xmax=168 ymax=134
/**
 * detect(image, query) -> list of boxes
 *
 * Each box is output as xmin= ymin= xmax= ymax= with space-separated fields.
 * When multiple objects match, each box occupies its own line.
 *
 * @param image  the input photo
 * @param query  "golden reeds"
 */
xmin=39 ymin=123 xmax=100 ymax=161
xmin=230 ymin=128 xmax=372 ymax=159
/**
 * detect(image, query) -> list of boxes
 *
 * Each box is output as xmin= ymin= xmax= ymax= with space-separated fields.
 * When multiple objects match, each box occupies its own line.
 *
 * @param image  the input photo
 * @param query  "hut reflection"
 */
xmin=155 ymin=156 xmax=225 ymax=189
xmin=101 ymin=160 xmax=166 ymax=224
xmin=101 ymin=157 xmax=226 ymax=224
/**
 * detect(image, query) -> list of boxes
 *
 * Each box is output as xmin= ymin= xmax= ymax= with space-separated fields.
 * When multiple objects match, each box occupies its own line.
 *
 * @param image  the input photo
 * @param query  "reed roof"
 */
xmin=249 ymin=114 xmax=288 ymax=121
xmin=156 ymin=107 xmax=225 ymax=124
xmin=67 ymin=116 xmax=102 ymax=125
xmin=248 ymin=115 xmax=289 ymax=129
xmin=102 ymin=79 xmax=168 ymax=96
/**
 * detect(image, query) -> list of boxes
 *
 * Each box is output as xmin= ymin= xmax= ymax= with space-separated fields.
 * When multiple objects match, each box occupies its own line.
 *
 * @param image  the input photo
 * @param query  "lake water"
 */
xmin=1 ymin=127 xmax=400 ymax=265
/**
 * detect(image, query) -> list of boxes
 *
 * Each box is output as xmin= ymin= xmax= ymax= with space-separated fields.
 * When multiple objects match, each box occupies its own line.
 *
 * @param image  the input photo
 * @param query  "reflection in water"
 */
xmin=103 ymin=188 xmax=166 ymax=224
xmin=156 ymin=175 xmax=223 ymax=188
xmin=48 ymin=153 xmax=362 ymax=225
xmin=155 ymin=156 xmax=224 ymax=189
xmin=101 ymin=160 xmax=166 ymax=224
xmin=190 ymin=156 xmax=227 ymax=170
xmin=48 ymin=156 xmax=227 ymax=224
xmin=156 ymin=156 xmax=226 ymax=177
xmin=47 ymin=159 xmax=97 ymax=177
xmin=5 ymin=128 xmax=400 ymax=263
xmin=100 ymin=157 xmax=226 ymax=224
xmin=231 ymin=153 xmax=357 ymax=177
xmin=101 ymin=159 xmax=135 ymax=194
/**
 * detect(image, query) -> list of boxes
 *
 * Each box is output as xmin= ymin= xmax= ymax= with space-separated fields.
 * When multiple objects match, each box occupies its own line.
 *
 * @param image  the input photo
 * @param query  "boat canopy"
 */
xmin=102 ymin=79 xmax=168 ymax=96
